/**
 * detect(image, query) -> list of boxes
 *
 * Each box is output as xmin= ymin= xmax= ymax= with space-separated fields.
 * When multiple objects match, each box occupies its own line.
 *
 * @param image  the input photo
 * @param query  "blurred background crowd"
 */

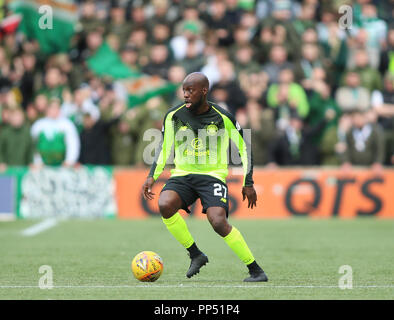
xmin=0 ymin=0 xmax=393 ymax=172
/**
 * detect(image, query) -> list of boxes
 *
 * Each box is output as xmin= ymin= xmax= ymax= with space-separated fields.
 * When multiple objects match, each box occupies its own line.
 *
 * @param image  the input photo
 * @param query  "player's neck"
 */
xmin=193 ymin=101 xmax=210 ymax=115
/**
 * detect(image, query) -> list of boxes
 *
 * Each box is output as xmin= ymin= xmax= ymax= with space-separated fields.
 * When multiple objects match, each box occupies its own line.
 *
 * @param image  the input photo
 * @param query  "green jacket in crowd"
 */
xmin=319 ymin=125 xmax=342 ymax=166
xmin=133 ymin=101 xmax=169 ymax=166
xmin=248 ymin=109 xmax=277 ymax=166
xmin=307 ymin=91 xmax=341 ymax=144
xmin=353 ymin=67 xmax=383 ymax=92
xmin=0 ymin=124 xmax=34 ymax=165
xmin=110 ymin=111 xmax=140 ymax=166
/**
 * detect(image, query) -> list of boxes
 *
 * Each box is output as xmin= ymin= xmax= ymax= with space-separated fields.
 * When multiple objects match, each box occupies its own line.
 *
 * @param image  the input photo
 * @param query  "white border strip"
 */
xmin=21 ymin=218 xmax=58 ymax=237
xmin=1 ymin=285 xmax=393 ymax=289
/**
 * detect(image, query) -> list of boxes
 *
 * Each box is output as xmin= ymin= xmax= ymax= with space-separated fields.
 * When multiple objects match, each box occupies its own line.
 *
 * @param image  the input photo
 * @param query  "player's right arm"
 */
xmin=142 ymin=110 xmax=176 ymax=200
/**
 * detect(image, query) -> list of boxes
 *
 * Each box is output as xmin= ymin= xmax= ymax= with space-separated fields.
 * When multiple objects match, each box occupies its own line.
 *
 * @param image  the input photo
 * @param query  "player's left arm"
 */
xmin=223 ymin=114 xmax=257 ymax=209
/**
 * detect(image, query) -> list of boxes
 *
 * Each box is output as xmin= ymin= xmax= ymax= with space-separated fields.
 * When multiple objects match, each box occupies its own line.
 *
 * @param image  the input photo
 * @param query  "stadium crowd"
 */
xmin=0 ymin=0 xmax=393 ymax=172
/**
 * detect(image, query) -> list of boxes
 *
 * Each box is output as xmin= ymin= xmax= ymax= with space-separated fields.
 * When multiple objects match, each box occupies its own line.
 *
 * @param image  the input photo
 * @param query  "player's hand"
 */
xmin=142 ymin=176 xmax=155 ymax=201
xmin=242 ymin=186 xmax=257 ymax=209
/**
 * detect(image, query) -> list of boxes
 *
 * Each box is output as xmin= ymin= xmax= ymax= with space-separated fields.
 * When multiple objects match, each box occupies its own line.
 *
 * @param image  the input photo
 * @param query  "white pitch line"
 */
xmin=21 ymin=218 xmax=58 ymax=237
xmin=0 ymin=285 xmax=393 ymax=289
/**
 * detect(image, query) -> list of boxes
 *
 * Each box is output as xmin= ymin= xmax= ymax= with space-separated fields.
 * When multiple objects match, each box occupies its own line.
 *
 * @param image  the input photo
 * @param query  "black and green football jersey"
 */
xmin=148 ymin=102 xmax=254 ymax=186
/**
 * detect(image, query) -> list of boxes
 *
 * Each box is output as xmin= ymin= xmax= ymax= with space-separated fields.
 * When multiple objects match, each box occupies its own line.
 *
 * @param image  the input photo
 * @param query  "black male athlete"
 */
xmin=142 ymin=72 xmax=268 ymax=282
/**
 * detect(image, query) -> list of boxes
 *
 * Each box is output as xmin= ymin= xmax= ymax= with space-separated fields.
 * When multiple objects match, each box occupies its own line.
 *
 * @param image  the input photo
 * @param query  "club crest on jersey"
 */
xmin=206 ymin=123 xmax=218 ymax=136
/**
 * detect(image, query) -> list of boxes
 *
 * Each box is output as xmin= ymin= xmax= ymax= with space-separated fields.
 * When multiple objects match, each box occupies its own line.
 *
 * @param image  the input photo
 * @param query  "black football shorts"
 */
xmin=161 ymin=174 xmax=229 ymax=216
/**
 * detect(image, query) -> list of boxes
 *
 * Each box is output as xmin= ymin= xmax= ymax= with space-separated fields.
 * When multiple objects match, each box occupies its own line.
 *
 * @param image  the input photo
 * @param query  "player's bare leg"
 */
xmin=158 ymin=190 xmax=183 ymax=219
xmin=206 ymin=207 xmax=268 ymax=282
xmin=159 ymin=190 xmax=208 ymax=278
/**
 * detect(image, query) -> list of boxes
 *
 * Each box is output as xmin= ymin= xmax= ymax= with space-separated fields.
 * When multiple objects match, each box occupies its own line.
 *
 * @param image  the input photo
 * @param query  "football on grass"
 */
xmin=131 ymin=251 xmax=163 ymax=282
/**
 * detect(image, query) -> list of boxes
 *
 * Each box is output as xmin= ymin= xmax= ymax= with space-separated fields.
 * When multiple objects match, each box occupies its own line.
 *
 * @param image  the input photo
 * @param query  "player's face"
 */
xmin=182 ymin=82 xmax=205 ymax=112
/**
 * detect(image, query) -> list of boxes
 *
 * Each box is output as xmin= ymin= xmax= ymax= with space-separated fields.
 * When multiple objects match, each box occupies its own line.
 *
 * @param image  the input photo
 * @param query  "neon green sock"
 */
xmin=223 ymin=226 xmax=255 ymax=265
xmin=162 ymin=212 xmax=195 ymax=249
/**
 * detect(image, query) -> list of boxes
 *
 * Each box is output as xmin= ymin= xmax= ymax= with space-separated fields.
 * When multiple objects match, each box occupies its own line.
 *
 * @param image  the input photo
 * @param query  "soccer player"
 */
xmin=142 ymin=72 xmax=268 ymax=282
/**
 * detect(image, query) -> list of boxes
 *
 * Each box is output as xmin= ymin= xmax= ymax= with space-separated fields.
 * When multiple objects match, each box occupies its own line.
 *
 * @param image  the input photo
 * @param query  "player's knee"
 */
xmin=209 ymin=216 xmax=229 ymax=236
xmin=158 ymin=198 xmax=177 ymax=218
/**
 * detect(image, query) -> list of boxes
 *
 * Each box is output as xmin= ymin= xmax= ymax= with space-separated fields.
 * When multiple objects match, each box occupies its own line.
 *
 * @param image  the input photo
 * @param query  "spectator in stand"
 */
xmin=146 ymin=0 xmax=177 ymax=29
xmin=292 ymin=3 xmax=317 ymax=39
xmin=263 ymin=45 xmax=294 ymax=84
xmin=238 ymin=9 xmax=260 ymax=42
xmin=294 ymin=43 xmax=325 ymax=90
xmin=110 ymin=108 xmax=139 ymax=166
xmin=239 ymin=70 xmax=269 ymax=107
xmin=317 ymin=10 xmax=348 ymax=88
xmin=209 ymin=60 xmax=247 ymax=115
xmin=120 ymin=45 xmax=140 ymax=72
xmin=150 ymin=23 xmax=171 ymax=46
xmin=224 ymin=0 xmax=243 ymax=26
xmin=255 ymin=0 xmax=301 ymax=20
xmin=260 ymin=0 xmax=300 ymax=54
xmin=50 ymin=53 xmax=85 ymax=92
xmin=233 ymin=45 xmax=261 ymax=77
xmin=142 ymin=44 xmax=172 ymax=79
xmin=267 ymin=108 xmax=336 ymax=166
xmin=201 ymin=48 xmax=229 ymax=87
xmin=342 ymin=109 xmax=385 ymax=169
xmin=245 ymin=100 xmax=276 ymax=165
xmin=230 ymin=26 xmax=255 ymax=63
xmin=37 ymin=67 xmax=69 ymax=102
xmin=306 ymin=69 xmax=341 ymax=148
xmin=166 ymin=64 xmax=187 ymax=106
xmin=61 ymin=83 xmax=100 ymax=133
xmin=126 ymin=27 xmax=150 ymax=66
xmin=319 ymin=112 xmax=353 ymax=166
xmin=79 ymin=100 xmax=125 ymax=165
xmin=335 ymin=71 xmax=370 ymax=112
xmin=106 ymin=2 xmax=130 ymax=46
xmin=371 ymin=72 xmax=394 ymax=165
xmin=266 ymin=68 xmax=310 ymax=130
xmin=170 ymin=21 xmax=205 ymax=62
xmin=19 ymin=52 xmax=38 ymax=110
xmin=0 ymin=46 xmax=11 ymax=80
xmin=31 ymin=98 xmax=80 ymax=167
xmin=351 ymin=3 xmax=388 ymax=69
xmin=0 ymin=82 xmax=18 ymax=117
xmin=79 ymin=29 xmax=104 ymax=63
xmin=0 ymin=108 xmax=33 ymax=171
xmin=105 ymin=33 xmax=121 ymax=53
xmin=133 ymin=97 xmax=169 ymax=167
xmin=26 ymin=94 xmax=48 ymax=124
xmin=379 ymin=27 xmax=394 ymax=76
xmin=173 ymin=4 xmax=206 ymax=38
xmin=350 ymin=49 xmax=383 ymax=92
xmin=178 ymin=40 xmax=206 ymax=74
xmin=254 ymin=26 xmax=275 ymax=65
xmin=254 ymin=22 xmax=293 ymax=64
xmin=79 ymin=0 xmax=105 ymax=36
xmin=127 ymin=5 xmax=148 ymax=31
xmin=204 ymin=0 xmax=233 ymax=47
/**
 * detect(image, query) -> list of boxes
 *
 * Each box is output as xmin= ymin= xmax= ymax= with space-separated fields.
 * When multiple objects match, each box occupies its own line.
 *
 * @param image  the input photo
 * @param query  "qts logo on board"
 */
xmin=114 ymin=169 xmax=394 ymax=219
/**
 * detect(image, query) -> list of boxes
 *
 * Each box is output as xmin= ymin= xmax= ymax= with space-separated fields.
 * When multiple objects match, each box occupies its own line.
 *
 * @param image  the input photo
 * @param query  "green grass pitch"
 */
xmin=0 ymin=218 xmax=393 ymax=300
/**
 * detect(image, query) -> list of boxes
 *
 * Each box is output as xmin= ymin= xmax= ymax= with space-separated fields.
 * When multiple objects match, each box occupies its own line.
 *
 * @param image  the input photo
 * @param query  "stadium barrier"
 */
xmin=1 ymin=166 xmax=394 ymax=219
